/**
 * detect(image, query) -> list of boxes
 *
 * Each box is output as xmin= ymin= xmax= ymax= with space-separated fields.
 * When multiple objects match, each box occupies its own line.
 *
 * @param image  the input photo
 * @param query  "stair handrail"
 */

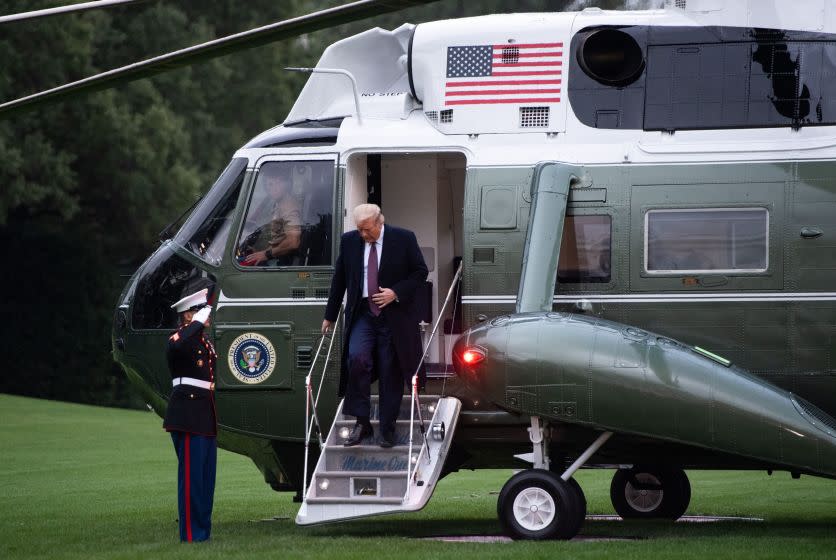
xmin=406 ymin=262 xmax=463 ymax=500
xmin=302 ymin=308 xmax=342 ymax=504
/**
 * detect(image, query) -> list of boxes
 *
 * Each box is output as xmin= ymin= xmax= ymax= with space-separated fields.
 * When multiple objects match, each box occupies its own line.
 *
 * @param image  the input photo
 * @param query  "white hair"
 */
xmin=352 ymin=203 xmax=384 ymax=224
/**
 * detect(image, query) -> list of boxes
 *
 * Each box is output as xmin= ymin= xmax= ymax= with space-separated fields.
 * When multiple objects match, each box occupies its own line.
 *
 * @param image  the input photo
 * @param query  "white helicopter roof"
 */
xmin=285 ymin=0 xmax=836 ymax=136
xmin=238 ymin=0 xmax=836 ymax=169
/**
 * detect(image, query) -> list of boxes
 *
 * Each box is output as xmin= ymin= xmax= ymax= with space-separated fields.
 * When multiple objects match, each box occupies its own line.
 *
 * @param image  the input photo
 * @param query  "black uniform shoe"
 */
xmin=344 ymin=423 xmax=372 ymax=447
xmin=379 ymin=428 xmax=396 ymax=448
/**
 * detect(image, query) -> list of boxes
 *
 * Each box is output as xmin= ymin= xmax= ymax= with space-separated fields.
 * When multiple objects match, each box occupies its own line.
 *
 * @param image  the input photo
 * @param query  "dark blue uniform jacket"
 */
xmin=163 ymin=320 xmax=217 ymax=436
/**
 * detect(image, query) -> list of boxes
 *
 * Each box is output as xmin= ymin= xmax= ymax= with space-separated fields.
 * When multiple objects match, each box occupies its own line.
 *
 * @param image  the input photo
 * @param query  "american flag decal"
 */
xmin=445 ymin=42 xmax=563 ymax=106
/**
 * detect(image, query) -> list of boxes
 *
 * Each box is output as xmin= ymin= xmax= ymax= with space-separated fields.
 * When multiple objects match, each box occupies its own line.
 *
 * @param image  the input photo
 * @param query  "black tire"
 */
xmin=660 ymin=468 xmax=691 ymax=519
xmin=610 ymin=467 xmax=691 ymax=520
xmin=565 ymin=476 xmax=587 ymax=537
xmin=497 ymin=469 xmax=583 ymax=540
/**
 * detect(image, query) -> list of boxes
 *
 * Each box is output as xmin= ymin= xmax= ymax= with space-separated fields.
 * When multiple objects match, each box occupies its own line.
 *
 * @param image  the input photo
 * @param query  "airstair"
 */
xmin=296 ymin=394 xmax=461 ymax=524
xmin=296 ymin=264 xmax=464 ymax=525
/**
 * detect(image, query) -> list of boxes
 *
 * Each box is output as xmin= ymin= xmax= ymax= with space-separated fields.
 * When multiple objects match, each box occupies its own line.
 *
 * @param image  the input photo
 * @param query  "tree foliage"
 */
xmin=0 ymin=0 xmax=624 ymax=407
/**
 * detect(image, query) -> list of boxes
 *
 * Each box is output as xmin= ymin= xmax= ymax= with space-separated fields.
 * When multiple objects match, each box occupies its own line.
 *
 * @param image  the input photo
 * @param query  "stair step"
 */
xmin=310 ymin=470 xmax=409 ymax=499
xmin=337 ymin=396 xmax=441 ymax=422
xmin=333 ymin=419 xmax=417 ymax=425
xmin=328 ymin=422 xmax=429 ymax=447
xmin=298 ymin=396 xmax=462 ymax=526
xmin=323 ymin=446 xmax=417 ymax=472
xmin=305 ymin=496 xmax=404 ymax=505
xmin=315 ymin=470 xmax=410 ymax=478
xmin=325 ymin=443 xmax=412 ymax=451
xmin=424 ymin=362 xmax=456 ymax=377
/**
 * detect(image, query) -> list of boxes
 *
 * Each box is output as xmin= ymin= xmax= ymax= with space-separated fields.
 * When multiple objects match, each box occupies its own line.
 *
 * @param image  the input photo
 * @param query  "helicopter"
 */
xmin=3 ymin=0 xmax=836 ymax=541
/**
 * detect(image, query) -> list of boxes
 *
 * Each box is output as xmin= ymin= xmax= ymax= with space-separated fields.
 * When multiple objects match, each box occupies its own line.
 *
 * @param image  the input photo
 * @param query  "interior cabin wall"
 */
xmin=345 ymin=154 xmax=368 ymax=231
xmin=345 ymin=152 xmax=465 ymax=365
xmin=380 ymin=154 xmax=439 ymax=284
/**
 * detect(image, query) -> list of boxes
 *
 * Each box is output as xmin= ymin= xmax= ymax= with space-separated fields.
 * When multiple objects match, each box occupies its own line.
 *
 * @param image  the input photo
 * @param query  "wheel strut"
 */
xmin=560 ymin=431 xmax=613 ymax=481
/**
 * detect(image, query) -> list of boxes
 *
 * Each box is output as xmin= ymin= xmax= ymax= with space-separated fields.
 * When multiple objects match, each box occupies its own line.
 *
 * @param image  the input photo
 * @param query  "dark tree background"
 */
xmin=0 ymin=0 xmax=636 ymax=407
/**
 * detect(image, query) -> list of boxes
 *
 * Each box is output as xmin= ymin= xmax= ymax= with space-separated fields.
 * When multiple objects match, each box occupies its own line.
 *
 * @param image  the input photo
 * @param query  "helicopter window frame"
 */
xmin=644 ymin=207 xmax=769 ymax=275
xmin=233 ymin=153 xmax=338 ymax=271
xmin=129 ymin=246 xmax=215 ymax=331
xmin=174 ymin=157 xmax=248 ymax=267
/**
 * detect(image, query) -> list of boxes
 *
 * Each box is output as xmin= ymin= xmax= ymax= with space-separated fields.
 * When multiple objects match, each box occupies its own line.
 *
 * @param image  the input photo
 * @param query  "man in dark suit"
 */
xmin=322 ymin=204 xmax=428 ymax=448
xmin=164 ymin=287 xmax=217 ymax=542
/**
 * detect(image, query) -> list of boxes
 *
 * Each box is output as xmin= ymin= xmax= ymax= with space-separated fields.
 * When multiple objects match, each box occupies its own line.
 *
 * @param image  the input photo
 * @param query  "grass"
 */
xmin=1 ymin=393 xmax=835 ymax=559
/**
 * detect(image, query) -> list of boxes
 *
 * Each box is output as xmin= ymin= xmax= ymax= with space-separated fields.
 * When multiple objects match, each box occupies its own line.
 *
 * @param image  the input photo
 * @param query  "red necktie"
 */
xmin=367 ymin=242 xmax=381 ymax=316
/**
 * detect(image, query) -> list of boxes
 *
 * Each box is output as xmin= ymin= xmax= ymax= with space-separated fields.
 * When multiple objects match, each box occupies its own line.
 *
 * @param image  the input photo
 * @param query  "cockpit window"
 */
xmin=236 ymin=160 xmax=334 ymax=267
xmin=131 ymin=247 xmax=214 ymax=330
xmin=174 ymin=158 xmax=247 ymax=266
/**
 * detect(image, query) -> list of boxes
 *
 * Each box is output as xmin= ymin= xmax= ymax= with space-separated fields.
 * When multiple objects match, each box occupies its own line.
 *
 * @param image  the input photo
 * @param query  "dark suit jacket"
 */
xmin=163 ymin=320 xmax=217 ymax=436
xmin=325 ymin=225 xmax=429 ymax=395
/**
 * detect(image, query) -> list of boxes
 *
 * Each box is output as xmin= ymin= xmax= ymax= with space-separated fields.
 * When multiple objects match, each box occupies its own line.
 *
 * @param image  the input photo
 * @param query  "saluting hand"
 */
xmin=193 ymin=305 xmax=212 ymax=325
xmin=371 ymin=287 xmax=397 ymax=308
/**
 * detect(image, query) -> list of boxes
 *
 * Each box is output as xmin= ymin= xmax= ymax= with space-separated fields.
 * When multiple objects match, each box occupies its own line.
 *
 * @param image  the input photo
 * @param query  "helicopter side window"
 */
xmin=557 ymin=215 xmax=612 ymax=284
xmin=236 ymin=161 xmax=334 ymax=267
xmin=174 ymin=158 xmax=248 ymax=266
xmin=645 ymin=208 xmax=768 ymax=274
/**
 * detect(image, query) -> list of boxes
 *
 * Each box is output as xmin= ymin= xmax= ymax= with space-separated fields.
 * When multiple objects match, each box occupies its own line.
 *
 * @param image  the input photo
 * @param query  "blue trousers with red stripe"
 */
xmin=171 ymin=431 xmax=216 ymax=542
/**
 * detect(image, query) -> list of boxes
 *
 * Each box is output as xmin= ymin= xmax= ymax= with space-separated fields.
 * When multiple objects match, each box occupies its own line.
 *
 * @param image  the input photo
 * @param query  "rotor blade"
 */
xmin=0 ymin=0 xmax=156 ymax=25
xmin=0 ymin=0 xmax=439 ymax=119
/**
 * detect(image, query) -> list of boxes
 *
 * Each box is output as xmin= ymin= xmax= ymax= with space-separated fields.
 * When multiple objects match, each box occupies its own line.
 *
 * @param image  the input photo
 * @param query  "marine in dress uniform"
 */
xmin=163 ymin=288 xmax=217 ymax=543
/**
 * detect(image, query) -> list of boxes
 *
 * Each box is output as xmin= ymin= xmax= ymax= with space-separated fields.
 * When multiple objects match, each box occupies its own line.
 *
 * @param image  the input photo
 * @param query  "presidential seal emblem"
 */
xmin=227 ymin=333 xmax=276 ymax=384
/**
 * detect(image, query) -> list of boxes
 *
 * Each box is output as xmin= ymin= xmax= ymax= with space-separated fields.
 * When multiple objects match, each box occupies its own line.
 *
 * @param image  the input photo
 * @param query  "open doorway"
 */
xmin=345 ymin=152 xmax=466 ymax=371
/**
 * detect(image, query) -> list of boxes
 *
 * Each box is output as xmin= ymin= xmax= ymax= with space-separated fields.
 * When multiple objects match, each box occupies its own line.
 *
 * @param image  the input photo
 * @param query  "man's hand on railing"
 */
xmin=321 ymin=319 xmax=332 ymax=334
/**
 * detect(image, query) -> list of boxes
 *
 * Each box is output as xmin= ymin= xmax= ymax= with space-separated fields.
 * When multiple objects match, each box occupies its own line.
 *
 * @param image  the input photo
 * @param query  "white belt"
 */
xmin=173 ymin=377 xmax=213 ymax=390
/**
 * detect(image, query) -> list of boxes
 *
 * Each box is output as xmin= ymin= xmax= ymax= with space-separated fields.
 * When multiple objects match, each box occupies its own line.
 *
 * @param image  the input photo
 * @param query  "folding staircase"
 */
xmin=296 ymin=394 xmax=461 ymax=525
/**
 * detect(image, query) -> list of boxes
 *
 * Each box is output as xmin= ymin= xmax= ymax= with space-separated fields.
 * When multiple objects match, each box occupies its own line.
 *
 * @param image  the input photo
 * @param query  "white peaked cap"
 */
xmin=171 ymin=288 xmax=208 ymax=312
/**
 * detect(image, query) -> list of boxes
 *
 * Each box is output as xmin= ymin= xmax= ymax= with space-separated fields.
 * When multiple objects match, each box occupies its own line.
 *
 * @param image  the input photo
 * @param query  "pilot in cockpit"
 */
xmin=239 ymin=166 xmax=301 ymax=266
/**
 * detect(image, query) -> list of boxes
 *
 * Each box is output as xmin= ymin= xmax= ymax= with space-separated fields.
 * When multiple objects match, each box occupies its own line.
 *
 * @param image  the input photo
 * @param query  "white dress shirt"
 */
xmin=362 ymin=225 xmax=384 ymax=298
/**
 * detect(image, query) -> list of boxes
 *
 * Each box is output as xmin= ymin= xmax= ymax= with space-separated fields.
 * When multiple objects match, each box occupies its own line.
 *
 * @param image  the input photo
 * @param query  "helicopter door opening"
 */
xmin=345 ymin=152 xmax=466 ymax=374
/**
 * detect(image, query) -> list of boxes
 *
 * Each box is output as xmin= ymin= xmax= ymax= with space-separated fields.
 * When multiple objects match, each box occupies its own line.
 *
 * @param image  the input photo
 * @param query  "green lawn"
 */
xmin=1 ymin=393 xmax=834 ymax=559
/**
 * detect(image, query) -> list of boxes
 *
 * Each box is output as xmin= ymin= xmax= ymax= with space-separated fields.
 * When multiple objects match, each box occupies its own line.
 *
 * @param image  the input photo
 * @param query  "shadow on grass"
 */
xmin=581 ymin=518 xmax=836 ymax=540
xmin=303 ymin=516 xmax=501 ymax=538
xmin=211 ymin=515 xmax=833 ymax=541
xmin=225 ymin=515 xmax=836 ymax=542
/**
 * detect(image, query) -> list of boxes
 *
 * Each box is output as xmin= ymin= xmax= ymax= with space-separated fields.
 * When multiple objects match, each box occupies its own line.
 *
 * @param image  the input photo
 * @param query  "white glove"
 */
xmin=192 ymin=305 xmax=211 ymax=325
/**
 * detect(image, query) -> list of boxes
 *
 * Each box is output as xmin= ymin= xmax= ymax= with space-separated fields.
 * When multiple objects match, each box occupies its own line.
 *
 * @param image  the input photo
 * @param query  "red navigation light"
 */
xmin=461 ymin=347 xmax=485 ymax=365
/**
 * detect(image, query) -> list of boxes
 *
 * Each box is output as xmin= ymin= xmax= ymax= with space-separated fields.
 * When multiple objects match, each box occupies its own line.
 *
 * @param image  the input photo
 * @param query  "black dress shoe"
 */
xmin=344 ymin=423 xmax=372 ymax=447
xmin=379 ymin=428 xmax=396 ymax=448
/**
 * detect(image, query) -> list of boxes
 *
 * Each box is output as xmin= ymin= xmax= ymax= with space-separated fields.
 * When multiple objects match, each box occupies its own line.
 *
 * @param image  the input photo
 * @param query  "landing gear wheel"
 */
xmin=659 ymin=468 xmax=690 ymax=519
xmin=498 ymin=469 xmax=583 ymax=540
xmin=565 ymin=476 xmax=587 ymax=537
xmin=610 ymin=466 xmax=691 ymax=520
